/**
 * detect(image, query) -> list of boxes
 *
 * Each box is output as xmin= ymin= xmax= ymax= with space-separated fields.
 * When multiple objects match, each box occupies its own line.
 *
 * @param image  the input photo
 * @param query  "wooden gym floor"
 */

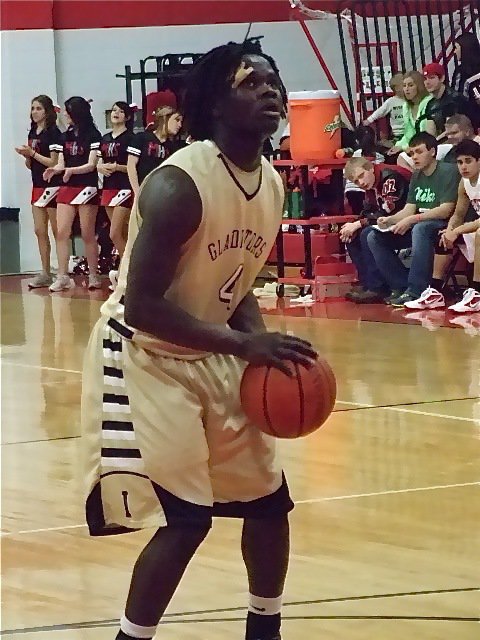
xmin=1 ymin=275 xmax=479 ymax=639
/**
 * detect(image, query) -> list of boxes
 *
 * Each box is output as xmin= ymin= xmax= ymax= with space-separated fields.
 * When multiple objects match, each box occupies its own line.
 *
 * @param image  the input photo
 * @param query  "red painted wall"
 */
xmin=1 ymin=0 xmax=470 ymax=31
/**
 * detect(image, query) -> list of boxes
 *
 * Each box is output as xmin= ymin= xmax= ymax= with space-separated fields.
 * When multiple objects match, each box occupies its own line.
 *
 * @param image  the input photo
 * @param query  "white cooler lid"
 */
xmin=288 ymin=90 xmax=339 ymax=100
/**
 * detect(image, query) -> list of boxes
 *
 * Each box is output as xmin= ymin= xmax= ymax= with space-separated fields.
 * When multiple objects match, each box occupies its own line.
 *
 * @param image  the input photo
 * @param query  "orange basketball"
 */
xmin=240 ymin=358 xmax=336 ymax=438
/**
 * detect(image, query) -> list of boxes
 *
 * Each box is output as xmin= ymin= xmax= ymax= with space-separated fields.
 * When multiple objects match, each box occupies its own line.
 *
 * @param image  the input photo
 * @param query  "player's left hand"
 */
xmin=440 ymin=228 xmax=458 ymax=248
xmin=392 ymin=216 xmax=414 ymax=235
xmin=63 ymin=168 xmax=73 ymax=183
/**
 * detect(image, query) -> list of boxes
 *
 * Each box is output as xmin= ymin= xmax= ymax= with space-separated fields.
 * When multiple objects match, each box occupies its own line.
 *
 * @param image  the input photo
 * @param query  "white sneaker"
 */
xmin=404 ymin=287 xmax=445 ymax=310
xmin=88 ymin=274 xmax=102 ymax=290
xmin=49 ymin=275 xmax=74 ymax=292
xmin=290 ymin=294 xmax=314 ymax=305
xmin=28 ymin=272 xmax=53 ymax=289
xmin=448 ymin=288 xmax=480 ymax=313
xmin=108 ymin=270 xmax=118 ymax=292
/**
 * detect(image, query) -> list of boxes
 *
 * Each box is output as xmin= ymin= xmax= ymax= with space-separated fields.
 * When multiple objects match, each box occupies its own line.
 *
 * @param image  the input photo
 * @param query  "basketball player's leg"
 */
xmin=474 ymin=229 xmax=480 ymax=286
xmin=242 ymin=515 xmax=290 ymax=640
xmin=90 ymin=344 xmax=217 ymax=640
xmin=118 ymin=523 xmax=210 ymax=635
xmin=205 ymin=354 xmax=294 ymax=639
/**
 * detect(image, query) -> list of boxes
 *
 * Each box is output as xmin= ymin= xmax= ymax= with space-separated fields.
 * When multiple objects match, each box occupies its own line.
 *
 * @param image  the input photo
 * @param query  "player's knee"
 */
xmin=152 ymin=522 xmax=211 ymax=558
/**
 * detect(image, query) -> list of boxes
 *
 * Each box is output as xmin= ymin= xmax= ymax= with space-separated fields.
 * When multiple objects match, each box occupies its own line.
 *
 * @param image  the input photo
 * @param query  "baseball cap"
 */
xmin=423 ymin=63 xmax=445 ymax=78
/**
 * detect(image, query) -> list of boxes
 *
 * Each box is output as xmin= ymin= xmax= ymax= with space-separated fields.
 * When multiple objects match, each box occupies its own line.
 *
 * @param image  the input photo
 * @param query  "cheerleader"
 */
xmin=127 ymin=105 xmax=183 ymax=196
xmin=14 ymin=95 xmax=62 ymax=288
xmin=44 ymin=97 xmax=102 ymax=292
xmin=99 ymin=102 xmax=136 ymax=258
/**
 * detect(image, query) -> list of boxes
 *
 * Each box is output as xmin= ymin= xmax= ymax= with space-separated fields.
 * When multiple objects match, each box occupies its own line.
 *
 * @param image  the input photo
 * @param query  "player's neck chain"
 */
xmin=218 ymin=153 xmax=263 ymax=201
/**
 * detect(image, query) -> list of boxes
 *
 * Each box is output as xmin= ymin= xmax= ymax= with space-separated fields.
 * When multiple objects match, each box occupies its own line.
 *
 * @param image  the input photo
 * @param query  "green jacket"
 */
xmin=396 ymin=95 xmax=434 ymax=150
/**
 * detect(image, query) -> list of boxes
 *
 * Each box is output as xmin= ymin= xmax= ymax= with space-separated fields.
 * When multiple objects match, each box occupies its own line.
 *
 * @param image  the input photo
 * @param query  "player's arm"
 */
xmin=228 ymin=291 xmax=266 ymax=333
xmin=445 ymin=180 xmax=470 ymax=231
xmin=124 ymin=167 xmax=316 ymax=373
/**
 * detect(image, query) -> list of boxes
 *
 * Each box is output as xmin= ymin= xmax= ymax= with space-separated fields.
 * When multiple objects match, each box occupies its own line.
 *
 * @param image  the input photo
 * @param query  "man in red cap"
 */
xmin=423 ymin=62 xmax=469 ymax=136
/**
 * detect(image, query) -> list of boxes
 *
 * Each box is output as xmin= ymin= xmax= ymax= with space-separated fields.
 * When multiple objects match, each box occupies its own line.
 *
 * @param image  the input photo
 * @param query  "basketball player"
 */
xmin=14 ymin=95 xmax=62 ymax=288
xmin=439 ymin=139 xmax=480 ymax=312
xmin=82 ymin=42 xmax=317 ymax=640
xmin=44 ymin=97 xmax=102 ymax=291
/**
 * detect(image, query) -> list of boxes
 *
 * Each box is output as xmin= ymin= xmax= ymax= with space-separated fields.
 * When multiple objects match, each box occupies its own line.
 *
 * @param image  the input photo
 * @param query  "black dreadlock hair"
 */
xmin=183 ymin=40 xmax=287 ymax=141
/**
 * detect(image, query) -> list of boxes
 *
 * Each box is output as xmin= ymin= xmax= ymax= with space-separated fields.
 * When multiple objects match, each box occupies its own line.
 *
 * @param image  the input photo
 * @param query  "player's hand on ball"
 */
xmin=238 ymin=331 xmax=317 ymax=376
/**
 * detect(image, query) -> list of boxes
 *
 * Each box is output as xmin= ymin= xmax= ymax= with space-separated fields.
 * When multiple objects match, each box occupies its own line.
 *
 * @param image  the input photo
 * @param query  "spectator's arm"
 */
xmin=364 ymin=97 xmax=393 ymax=124
xmin=381 ymin=203 xmax=417 ymax=225
xmin=424 ymin=119 xmax=437 ymax=136
xmin=416 ymin=201 xmax=455 ymax=220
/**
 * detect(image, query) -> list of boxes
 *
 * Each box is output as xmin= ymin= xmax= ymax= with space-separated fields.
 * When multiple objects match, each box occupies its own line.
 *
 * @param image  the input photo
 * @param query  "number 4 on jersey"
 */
xmin=219 ymin=264 xmax=244 ymax=307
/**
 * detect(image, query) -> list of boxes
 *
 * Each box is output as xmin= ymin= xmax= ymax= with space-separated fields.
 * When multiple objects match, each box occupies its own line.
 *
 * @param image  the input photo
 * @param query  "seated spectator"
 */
xmin=387 ymin=71 xmax=435 ymax=157
xmin=367 ymin=132 xmax=459 ymax=306
xmin=344 ymin=125 xmax=385 ymax=215
xmin=441 ymin=140 xmax=480 ymax=311
xmin=341 ymin=157 xmax=411 ymax=303
xmin=422 ymin=62 xmax=470 ymax=136
xmin=452 ymin=32 xmax=480 ymax=132
xmin=438 ymin=114 xmax=479 ymax=163
xmin=398 ymin=112 xmax=479 ymax=170
xmin=363 ymin=73 xmax=405 ymax=145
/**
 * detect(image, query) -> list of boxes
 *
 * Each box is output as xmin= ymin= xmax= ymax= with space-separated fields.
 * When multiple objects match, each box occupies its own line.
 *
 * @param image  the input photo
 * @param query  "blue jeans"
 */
xmin=347 ymin=226 xmax=388 ymax=293
xmin=367 ymin=219 xmax=446 ymax=296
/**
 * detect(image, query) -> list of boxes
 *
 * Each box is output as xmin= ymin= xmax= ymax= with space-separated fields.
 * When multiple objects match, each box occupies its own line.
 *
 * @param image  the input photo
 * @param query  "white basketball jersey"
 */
xmin=101 ymin=140 xmax=284 ymax=358
xmin=463 ymin=174 xmax=480 ymax=217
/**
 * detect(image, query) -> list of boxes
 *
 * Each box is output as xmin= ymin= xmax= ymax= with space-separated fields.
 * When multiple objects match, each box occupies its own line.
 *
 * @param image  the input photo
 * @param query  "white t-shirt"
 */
xmin=365 ymin=96 xmax=406 ymax=139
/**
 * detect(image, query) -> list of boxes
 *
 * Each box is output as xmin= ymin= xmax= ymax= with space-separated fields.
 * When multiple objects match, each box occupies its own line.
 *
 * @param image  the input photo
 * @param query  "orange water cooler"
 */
xmin=288 ymin=90 xmax=341 ymax=161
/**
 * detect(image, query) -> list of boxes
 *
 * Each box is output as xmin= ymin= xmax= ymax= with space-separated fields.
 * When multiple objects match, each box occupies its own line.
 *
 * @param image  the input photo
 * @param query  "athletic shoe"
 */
xmin=349 ymin=289 xmax=386 ymax=304
xmin=389 ymin=290 xmax=420 ymax=307
xmin=290 ymin=294 xmax=314 ymax=305
xmin=109 ymin=269 xmax=119 ymax=292
xmin=403 ymin=287 xmax=446 ymax=310
xmin=49 ymin=275 xmax=74 ymax=292
xmin=88 ymin=274 xmax=102 ymax=290
xmin=345 ymin=285 xmax=364 ymax=300
xmin=404 ymin=310 xmax=446 ymax=332
xmin=28 ymin=272 xmax=53 ymax=289
xmin=384 ymin=289 xmax=406 ymax=305
xmin=449 ymin=313 xmax=480 ymax=337
xmin=448 ymin=288 xmax=480 ymax=313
